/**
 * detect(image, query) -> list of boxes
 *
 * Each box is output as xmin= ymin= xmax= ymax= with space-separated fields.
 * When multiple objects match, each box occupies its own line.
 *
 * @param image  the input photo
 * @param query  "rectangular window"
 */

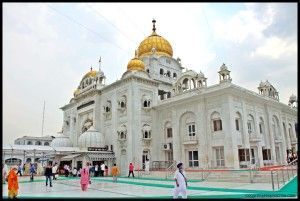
xmin=215 ymin=147 xmax=225 ymax=167
xmin=262 ymin=149 xmax=271 ymax=160
xmin=167 ymin=128 xmax=173 ymax=138
xmin=188 ymin=124 xmax=196 ymax=136
xmin=238 ymin=149 xmax=250 ymax=162
xmin=213 ymin=119 xmax=222 ymax=131
xmin=188 ymin=151 xmax=199 ymax=167
xmin=235 ymin=119 xmax=239 ymax=131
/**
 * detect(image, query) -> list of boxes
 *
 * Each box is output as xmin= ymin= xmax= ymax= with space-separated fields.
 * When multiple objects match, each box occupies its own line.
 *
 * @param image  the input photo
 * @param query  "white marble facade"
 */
xmin=58 ymin=21 xmax=297 ymax=172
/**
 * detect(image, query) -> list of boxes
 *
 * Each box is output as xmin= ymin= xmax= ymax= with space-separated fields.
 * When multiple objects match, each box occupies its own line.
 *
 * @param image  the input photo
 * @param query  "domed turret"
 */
xmin=137 ymin=19 xmax=173 ymax=58
xmin=78 ymin=126 xmax=104 ymax=148
xmin=51 ymin=133 xmax=72 ymax=147
xmin=127 ymin=50 xmax=145 ymax=71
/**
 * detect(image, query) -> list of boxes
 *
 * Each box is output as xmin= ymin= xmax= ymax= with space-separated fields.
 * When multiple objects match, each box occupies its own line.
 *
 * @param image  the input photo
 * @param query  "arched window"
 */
xmin=211 ymin=112 xmax=222 ymax=132
xmin=121 ymin=101 xmax=125 ymax=108
xmin=272 ymin=116 xmax=281 ymax=138
xmin=235 ymin=112 xmax=242 ymax=131
xmin=167 ymin=71 xmax=171 ymax=77
xmin=173 ymin=73 xmax=177 ymax=78
xmin=144 ymin=100 xmax=148 ymax=107
xmin=247 ymin=114 xmax=255 ymax=134
xmin=27 ymin=141 xmax=32 ymax=145
xmin=259 ymin=117 xmax=265 ymax=134
xmin=118 ymin=125 xmax=127 ymax=140
xmin=160 ymin=68 xmax=164 ymax=75
xmin=142 ymin=124 xmax=151 ymax=139
xmin=44 ymin=142 xmax=49 ymax=146
xmin=120 ymin=132 xmax=125 ymax=139
xmin=118 ymin=96 xmax=126 ymax=110
xmin=35 ymin=141 xmax=41 ymax=145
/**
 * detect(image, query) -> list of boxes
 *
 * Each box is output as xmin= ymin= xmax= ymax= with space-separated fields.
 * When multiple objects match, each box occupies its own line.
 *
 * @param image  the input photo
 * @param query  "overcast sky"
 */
xmin=3 ymin=3 xmax=297 ymax=146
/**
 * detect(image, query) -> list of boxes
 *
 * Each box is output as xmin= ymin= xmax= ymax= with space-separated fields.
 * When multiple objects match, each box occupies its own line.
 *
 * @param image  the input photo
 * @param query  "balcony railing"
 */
xmin=183 ymin=135 xmax=198 ymax=145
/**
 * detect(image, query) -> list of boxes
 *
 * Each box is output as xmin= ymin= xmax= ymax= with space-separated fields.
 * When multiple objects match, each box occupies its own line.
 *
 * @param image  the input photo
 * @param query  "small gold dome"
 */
xmin=83 ymin=70 xmax=97 ymax=79
xmin=127 ymin=57 xmax=145 ymax=71
xmin=137 ymin=20 xmax=173 ymax=57
xmin=73 ymin=89 xmax=80 ymax=97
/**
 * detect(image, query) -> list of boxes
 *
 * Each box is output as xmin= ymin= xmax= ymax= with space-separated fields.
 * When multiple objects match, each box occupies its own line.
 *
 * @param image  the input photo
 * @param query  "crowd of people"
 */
xmin=2 ymin=160 xmax=188 ymax=199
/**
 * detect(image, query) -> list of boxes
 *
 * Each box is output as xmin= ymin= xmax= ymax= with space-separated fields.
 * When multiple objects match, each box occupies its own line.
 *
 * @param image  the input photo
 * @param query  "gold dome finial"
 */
xmin=137 ymin=19 xmax=173 ymax=57
xmin=152 ymin=19 xmax=156 ymax=33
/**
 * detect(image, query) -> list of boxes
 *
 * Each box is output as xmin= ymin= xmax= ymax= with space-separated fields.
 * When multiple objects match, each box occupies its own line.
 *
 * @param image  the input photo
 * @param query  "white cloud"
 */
xmin=212 ymin=4 xmax=275 ymax=44
xmin=251 ymin=36 xmax=297 ymax=59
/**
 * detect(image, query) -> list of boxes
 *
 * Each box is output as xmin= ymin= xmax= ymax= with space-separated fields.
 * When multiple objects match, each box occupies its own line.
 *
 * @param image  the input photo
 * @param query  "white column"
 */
xmin=224 ymin=96 xmax=239 ymax=169
xmin=172 ymin=110 xmax=181 ymax=163
xmin=279 ymin=114 xmax=288 ymax=165
xmin=284 ymin=119 xmax=291 ymax=150
xmin=265 ymin=106 xmax=277 ymax=165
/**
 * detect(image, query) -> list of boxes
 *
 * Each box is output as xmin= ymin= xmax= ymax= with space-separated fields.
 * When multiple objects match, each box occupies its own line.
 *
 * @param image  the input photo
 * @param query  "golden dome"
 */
xmin=127 ymin=54 xmax=145 ymax=71
xmin=83 ymin=68 xmax=97 ymax=79
xmin=137 ymin=20 xmax=173 ymax=58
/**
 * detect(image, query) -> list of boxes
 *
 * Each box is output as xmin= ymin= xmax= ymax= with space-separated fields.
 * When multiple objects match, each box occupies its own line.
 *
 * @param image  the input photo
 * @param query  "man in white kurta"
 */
xmin=173 ymin=162 xmax=187 ymax=199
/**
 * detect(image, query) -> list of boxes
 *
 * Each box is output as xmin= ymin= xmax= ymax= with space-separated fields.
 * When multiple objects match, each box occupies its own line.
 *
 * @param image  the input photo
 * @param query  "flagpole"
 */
xmin=42 ymin=100 xmax=45 ymax=137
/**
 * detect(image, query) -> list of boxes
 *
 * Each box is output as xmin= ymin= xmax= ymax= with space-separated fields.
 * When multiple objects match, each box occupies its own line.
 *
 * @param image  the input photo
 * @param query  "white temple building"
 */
xmin=3 ymin=20 xmax=298 ymax=174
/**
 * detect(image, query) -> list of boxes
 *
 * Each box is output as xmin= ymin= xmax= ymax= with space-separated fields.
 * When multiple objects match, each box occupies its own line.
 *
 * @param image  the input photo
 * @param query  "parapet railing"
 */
xmin=270 ymin=159 xmax=298 ymax=191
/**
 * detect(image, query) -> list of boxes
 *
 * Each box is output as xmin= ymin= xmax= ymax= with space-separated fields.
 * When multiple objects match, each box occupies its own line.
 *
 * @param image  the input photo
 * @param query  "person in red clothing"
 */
xmin=128 ymin=162 xmax=135 ymax=178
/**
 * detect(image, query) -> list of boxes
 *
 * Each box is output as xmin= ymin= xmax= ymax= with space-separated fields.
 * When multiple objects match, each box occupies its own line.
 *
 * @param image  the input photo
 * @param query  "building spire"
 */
xmin=98 ymin=56 xmax=102 ymax=71
xmin=152 ymin=19 xmax=156 ymax=33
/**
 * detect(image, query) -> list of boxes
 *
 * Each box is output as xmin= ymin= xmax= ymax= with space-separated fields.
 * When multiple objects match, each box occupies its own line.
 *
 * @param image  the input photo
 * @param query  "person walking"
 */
xmin=30 ymin=163 xmax=36 ymax=181
xmin=105 ymin=165 xmax=108 ymax=177
xmin=64 ymin=164 xmax=69 ymax=177
xmin=44 ymin=163 xmax=53 ymax=187
xmin=16 ymin=164 xmax=22 ymax=176
xmin=52 ymin=163 xmax=58 ymax=180
xmin=100 ymin=163 xmax=105 ymax=177
xmin=173 ymin=162 xmax=188 ymax=199
xmin=7 ymin=166 xmax=19 ymax=199
xmin=3 ymin=164 xmax=7 ymax=184
xmin=111 ymin=164 xmax=120 ymax=182
xmin=128 ymin=162 xmax=135 ymax=178
xmin=94 ymin=164 xmax=99 ymax=177
xmin=80 ymin=162 xmax=90 ymax=191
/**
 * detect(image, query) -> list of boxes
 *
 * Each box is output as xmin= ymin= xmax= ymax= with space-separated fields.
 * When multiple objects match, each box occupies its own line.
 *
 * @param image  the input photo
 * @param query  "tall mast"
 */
xmin=41 ymin=100 xmax=45 ymax=137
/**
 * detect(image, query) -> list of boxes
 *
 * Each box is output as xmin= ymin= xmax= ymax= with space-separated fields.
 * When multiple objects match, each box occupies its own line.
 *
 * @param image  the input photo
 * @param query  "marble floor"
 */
xmin=2 ymin=175 xmax=298 ymax=198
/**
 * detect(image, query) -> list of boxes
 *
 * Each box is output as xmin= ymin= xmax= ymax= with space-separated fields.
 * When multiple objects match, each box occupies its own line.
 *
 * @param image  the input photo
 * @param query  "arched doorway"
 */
xmin=5 ymin=158 xmax=22 ymax=166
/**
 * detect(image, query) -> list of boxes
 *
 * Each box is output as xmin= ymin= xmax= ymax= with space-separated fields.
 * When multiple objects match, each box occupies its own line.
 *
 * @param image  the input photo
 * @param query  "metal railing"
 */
xmin=165 ymin=161 xmax=176 ymax=179
xmin=270 ymin=159 xmax=298 ymax=191
xmin=151 ymin=160 xmax=176 ymax=171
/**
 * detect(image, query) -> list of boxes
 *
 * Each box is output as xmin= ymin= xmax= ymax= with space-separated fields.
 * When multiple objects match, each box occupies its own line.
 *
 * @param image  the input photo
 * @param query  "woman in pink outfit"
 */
xmin=80 ymin=162 xmax=90 ymax=191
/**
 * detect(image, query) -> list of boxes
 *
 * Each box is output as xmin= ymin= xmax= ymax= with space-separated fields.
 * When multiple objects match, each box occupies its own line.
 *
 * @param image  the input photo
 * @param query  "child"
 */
xmin=7 ymin=166 xmax=19 ymax=199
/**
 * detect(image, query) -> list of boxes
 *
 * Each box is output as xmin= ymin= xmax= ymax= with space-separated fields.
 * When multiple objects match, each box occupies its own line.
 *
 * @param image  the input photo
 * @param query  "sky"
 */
xmin=3 ymin=3 xmax=298 ymax=146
